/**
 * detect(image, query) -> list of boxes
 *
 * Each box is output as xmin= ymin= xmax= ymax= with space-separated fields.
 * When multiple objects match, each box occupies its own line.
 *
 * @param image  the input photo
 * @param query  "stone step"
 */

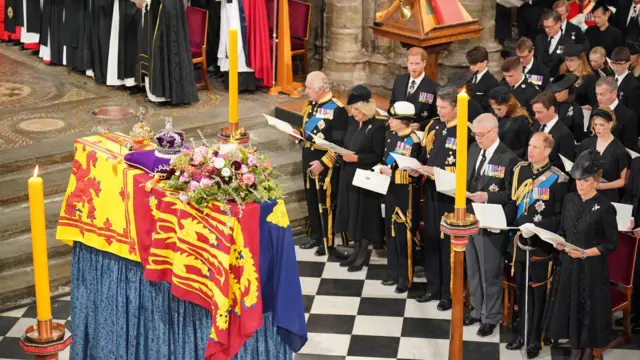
xmin=285 ymin=200 xmax=309 ymax=236
xmin=0 ymin=194 xmax=64 ymax=241
xmin=0 ymin=256 xmax=71 ymax=312
xmin=0 ymin=162 xmax=71 ymax=206
xmin=0 ymin=228 xmax=70 ymax=274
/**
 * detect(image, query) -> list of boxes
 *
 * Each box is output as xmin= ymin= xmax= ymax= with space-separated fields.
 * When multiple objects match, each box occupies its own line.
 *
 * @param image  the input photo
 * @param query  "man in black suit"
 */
xmin=531 ymin=91 xmax=576 ymax=172
xmin=467 ymin=46 xmax=500 ymax=112
xmin=535 ymin=10 xmax=574 ymax=78
xmin=447 ymin=71 xmax=484 ymax=123
xmin=611 ymin=0 xmax=640 ymax=41
xmin=518 ymin=0 xmax=554 ymax=41
xmin=611 ymin=46 xmax=640 ymax=119
xmin=516 ymin=37 xmax=551 ymax=90
xmin=553 ymin=0 xmax=589 ymax=49
xmin=502 ymin=56 xmax=541 ymax=116
xmin=388 ymin=47 xmax=439 ymax=131
xmin=595 ymin=76 xmax=640 ymax=150
xmin=464 ymin=113 xmax=519 ymax=337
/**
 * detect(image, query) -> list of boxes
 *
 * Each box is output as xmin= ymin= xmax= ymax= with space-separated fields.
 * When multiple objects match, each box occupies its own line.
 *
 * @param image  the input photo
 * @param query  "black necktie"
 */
xmin=474 ymin=150 xmax=487 ymax=185
xmin=539 ymin=124 xmax=547 ymax=133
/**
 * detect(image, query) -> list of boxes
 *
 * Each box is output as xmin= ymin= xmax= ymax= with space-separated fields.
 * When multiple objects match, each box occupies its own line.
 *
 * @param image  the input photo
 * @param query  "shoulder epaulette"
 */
xmin=550 ymin=167 xmax=569 ymax=183
xmin=410 ymin=132 xmax=420 ymax=142
xmin=332 ymin=98 xmax=344 ymax=107
xmin=515 ymin=161 xmax=530 ymax=168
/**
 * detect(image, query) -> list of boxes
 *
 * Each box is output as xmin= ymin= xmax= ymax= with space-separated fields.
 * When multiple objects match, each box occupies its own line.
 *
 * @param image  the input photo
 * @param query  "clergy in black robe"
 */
xmin=335 ymin=85 xmax=385 ymax=272
xmin=63 ymin=0 xmax=90 ymax=71
xmin=585 ymin=3 xmax=623 ymax=57
xmin=505 ymin=133 xmax=569 ymax=359
xmin=548 ymin=73 xmax=586 ymax=141
xmin=578 ymin=108 xmax=631 ymax=202
xmin=388 ymin=47 xmax=439 ymax=131
xmin=516 ymin=37 xmax=551 ymax=90
xmin=118 ymin=0 xmax=140 ymax=86
xmin=489 ymin=86 xmax=532 ymax=159
xmin=39 ymin=0 xmax=64 ymax=64
xmin=531 ymin=91 xmax=577 ymax=172
xmin=466 ymin=46 xmax=499 ymax=113
xmin=2 ymin=0 xmax=21 ymax=35
xmin=543 ymin=150 xmax=619 ymax=356
xmin=139 ymin=0 xmax=197 ymax=105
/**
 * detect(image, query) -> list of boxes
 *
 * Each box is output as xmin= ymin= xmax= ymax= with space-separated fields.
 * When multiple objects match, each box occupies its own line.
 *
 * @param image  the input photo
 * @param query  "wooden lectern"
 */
xmin=369 ymin=0 xmax=482 ymax=81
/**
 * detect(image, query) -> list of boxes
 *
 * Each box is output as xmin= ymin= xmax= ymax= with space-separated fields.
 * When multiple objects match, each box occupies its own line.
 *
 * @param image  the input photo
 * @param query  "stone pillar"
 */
xmin=438 ymin=0 xmax=502 ymax=83
xmin=323 ymin=0 xmax=369 ymax=89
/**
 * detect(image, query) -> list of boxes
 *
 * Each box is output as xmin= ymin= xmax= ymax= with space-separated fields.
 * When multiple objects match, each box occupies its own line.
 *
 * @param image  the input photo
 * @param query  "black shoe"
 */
xmin=505 ymin=337 xmax=524 ymax=350
xmin=127 ymin=86 xmax=142 ymax=95
xmin=477 ymin=323 xmax=496 ymax=337
xmin=340 ymin=241 xmax=359 ymax=267
xmin=437 ymin=299 xmax=452 ymax=311
xmin=381 ymin=279 xmax=397 ymax=286
xmin=463 ymin=314 xmax=481 ymax=326
xmin=299 ymin=239 xmax=319 ymax=250
xmin=526 ymin=343 xmax=541 ymax=359
xmin=347 ymin=239 xmax=371 ymax=272
xmin=395 ymin=286 xmax=408 ymax=294
xmin=315 ymin=246 xmax=327 ymax=256
xmin=416 ymin=292 xmax=438 ymax=303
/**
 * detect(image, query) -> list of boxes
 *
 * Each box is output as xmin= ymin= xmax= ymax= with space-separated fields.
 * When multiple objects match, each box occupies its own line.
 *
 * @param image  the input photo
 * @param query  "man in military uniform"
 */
xmin=379 ymin=101 xmax=422 ymax=294
xmin=516 ymin=37 xmax=551 ymax=90
xmin=549 ymin=74 xmax=586 ymax=142
xmin=502 ymin=56 xmax=540 ymax=117
xmin=293 ymin=71 xmax=349 ymax=256
xmin=506 ymin=132 xmax=569 ymax=359
xmin=413 ymin=86 xmax=470 ymax=311
xmin=388 ymin=47 xmax=439 ymax=131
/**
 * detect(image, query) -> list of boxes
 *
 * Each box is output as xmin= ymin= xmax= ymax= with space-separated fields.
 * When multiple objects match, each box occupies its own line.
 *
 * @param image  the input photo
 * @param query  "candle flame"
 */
xmin=459 ymin=86 xmax=467 ymax=95
xmin=33 ymin=164 xmax=39 ymax=177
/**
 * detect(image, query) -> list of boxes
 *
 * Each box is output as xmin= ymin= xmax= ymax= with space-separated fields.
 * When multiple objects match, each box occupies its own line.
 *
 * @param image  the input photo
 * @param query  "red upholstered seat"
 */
xmin=289 ymin=0 xmax=311 ymax=40
xmin=291 ymin=38 xmax=306 ymax=51
xmin=185 ymin=6 xmax=211 ymax=91
xmin=610 ymin=286 xmax=628 ymax=309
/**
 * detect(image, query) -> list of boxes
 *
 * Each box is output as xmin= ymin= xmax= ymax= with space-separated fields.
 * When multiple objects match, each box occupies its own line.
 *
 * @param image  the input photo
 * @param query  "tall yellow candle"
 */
xmin=455 ymin=89 xmax=469 ymax=210
xmin=229 ymin=28 xmax=239 ymax=125
xmin=28 ymin=165 xmax=52 ymax=321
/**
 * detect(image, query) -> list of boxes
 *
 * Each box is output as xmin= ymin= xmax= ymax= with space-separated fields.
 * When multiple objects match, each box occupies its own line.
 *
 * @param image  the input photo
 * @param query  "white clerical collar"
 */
xmin=610 ymin=99 xmax=619 ymax=110
xmin=475 ymin=68 xmax=488 ymax=83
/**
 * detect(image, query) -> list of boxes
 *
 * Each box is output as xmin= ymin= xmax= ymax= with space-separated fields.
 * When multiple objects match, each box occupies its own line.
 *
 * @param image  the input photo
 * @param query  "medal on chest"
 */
xmin=535 ymin=200 xmax=545 ymax=212
xmin=485 ymin=164 xmax=505 ymax=178
xmin=445 ymin=136 xmax=457 ymax=149
xmin=532 ymin=187 xmax=550 ymax=200
xmin=394 ymin=141 xmax=412 ymax=156
xmin=533 ymin=214 xmax=542 ymax=222
xmin=592 ymin=204 xmax=600 ymax=212
xmin=567 ymin=107 xmax=574 ymax=117
xmin=489 ymin=183 xmax=499 ymax=192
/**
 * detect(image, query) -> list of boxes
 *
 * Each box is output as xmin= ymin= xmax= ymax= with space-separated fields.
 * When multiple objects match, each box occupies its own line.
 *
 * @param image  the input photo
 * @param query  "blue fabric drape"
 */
xmin=70 ymin=242 xmax=293 ymax=360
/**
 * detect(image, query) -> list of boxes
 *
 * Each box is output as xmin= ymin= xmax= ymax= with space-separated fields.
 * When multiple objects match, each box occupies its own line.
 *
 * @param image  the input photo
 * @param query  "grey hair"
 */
xmin=595 ymin=76 xmax=618 ymax=93
xmin=306 ymin=71 xmax=331 ymax=92
xmin=437 ymin=86 xmax=458 ymax=108
xmin=473 ymin=113 xmax=499 ymax=129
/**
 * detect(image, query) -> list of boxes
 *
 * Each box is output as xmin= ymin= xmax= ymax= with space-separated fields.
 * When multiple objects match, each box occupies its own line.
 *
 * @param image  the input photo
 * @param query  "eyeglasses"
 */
xmin=611 ymin=61 xmax=629 ymax=67
xmin=471 ymin=128 xmax=495 ymax=139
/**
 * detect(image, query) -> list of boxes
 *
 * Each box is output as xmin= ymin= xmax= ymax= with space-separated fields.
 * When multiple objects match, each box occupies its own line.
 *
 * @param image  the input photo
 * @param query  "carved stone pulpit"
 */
xmin=370 ymin=0 xmax=482 ymax=81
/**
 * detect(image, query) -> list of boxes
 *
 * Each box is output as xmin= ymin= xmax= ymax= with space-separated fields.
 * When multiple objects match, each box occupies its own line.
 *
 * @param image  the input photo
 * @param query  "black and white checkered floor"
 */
xmin=0 ymin=237 xmax=638 ymax=360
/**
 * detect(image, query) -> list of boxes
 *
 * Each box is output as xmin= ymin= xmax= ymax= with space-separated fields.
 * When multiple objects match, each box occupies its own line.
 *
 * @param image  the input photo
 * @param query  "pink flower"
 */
xmin=248 ymin=155 xmax=258 ymax=166
xmin=179 ymin=173 xmax=190 ymax=183
xmin=193 ymin=172 xmax=202 ymax=182
xmin=200 ymin=178 xmax=212 ymax=188
xmin=193 ymin=152 xmax=205 ymax=165
xmin=195 ymin=145 xmax=208 ymax=157
xmin=264 ymin=161 xmax=272 ymax=169
xmin=242 ymin=173 xmax=255 ymax=185
xmin=178 ymin=192 xmax=190 ymax=203
xmin=241 ymin=165 xmax=249 ymax=174
xmin=188 ymin=181 xmax=201 ymax=191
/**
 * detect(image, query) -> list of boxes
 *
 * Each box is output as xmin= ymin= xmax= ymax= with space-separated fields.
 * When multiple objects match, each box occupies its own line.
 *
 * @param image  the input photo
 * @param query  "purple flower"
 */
xmin=230 ymin=160 xmax=242 ymax=171
xmin=248 ymin=155 xmax=258 ymax=166
xmin=188 ymin=181 xmax=201 ymax=191
xmin=193 ymin=172 xmax=202 ymax=182
xmin=178 ymin=192 xmax=190 ymax=203
xmin=241 ymin=165 xmax=249 ymax=174
xmin=179 ymin=173 xmax=190 ymax=183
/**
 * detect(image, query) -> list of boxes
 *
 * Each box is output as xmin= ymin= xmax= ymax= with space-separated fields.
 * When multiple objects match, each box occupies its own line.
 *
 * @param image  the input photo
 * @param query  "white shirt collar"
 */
xmin=513 ymin=75 xmax=525 ymax=89
xmin=610 ymin=99 xmax=619 ymax=110
xmin=476 ymin=137 xmax=501 ymax=171
xmin=410 ymin=72 xmax=425 ymax=85
xmin=542 ymin=116 xmax=559 ymax=133
xmin=561 ymin=20 xmax=567 ymax=33
xmin=475 ymin=68 xmax=488 ymax=83
xmin=525 ymin=58 xmax=534 ymax=73
xmin=616 ymin=71 xmax=629 ymax=85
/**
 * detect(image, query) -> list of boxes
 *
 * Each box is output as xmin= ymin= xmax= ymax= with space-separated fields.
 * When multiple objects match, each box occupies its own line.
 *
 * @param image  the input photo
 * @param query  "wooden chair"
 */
xmin=186 ymin=6 xmax=211 ymax=91
xmin=593 ymin=232 xmax=639 ymax=359
xmin=502 ymin=261 xmax=517 ymax=327
xmin=288 ymin=0 xmax=312 ymax=74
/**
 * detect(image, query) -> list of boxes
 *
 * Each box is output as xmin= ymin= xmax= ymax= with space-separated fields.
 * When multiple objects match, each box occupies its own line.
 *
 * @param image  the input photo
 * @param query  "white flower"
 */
xmin=318 ymin=120 xmax=326 ymax=129
xmin=213 ymin=157 xmax=226 ymax=169
xmin=221 ymin=168 xmax=232 ymax=177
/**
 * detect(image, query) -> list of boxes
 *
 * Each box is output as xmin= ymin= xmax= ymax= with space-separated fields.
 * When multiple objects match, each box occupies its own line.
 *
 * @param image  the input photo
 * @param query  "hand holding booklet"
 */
xmin=310 ymin=133 xmax=355 ymax=155
xmin=390 ymin=153 xmax=425 ymax=174
xmin=352 ymin=168 xmax=390 ymax=195
xmin=612 ymin=202 xmax=634 ymax=231
xmin=263 ymin=114 xmax=304 ymax=141
xmin=519 ymin=223 xmax=583 ymax=251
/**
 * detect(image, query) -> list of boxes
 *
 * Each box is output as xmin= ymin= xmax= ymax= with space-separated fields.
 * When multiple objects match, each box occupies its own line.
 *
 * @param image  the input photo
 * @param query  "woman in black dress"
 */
xmin=577 ymin=107 xmax=630 ymax=202
xmin=488 ymin=86 xmax=531 ymax=159
xmin=543 ymin=149 xmax=619 ymax=360
xmin=584 ymin=3 xmax=622 ymax=58
xmin=335 ymin=85 xmax=386 ymax=272
xmin=559 ymin=44 xmax=598 ymax=109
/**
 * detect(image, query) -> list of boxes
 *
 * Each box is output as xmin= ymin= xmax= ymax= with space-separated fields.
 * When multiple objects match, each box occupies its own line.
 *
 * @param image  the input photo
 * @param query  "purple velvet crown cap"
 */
xmin=123 ymin=150 xmax=172 ymax=175
xmin=154 ymin=118 xmax=185 ymax=156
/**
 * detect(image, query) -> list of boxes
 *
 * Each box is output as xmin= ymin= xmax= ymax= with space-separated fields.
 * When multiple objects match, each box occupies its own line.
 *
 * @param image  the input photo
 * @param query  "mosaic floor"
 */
xmin=1 ymin=236 xmax=638 ymax=360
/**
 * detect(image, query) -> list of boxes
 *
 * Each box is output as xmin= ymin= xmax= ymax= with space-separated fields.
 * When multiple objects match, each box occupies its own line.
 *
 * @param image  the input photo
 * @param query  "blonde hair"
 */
xmin=559 ymin=52 xmax=594 ymax=85
xmin=589 ymin=106 xmax=617 ymax=135
xmin=350 ymin=100 xmax=378 ymax=118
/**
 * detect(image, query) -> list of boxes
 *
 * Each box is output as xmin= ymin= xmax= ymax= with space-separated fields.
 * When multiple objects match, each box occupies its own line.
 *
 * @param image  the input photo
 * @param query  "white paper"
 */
xmin=559 ymin=154 xmax=573 ymax=173
xmin=352 ymin=168 xmax=391 ymax=195
xmin=497 ymin=0 xmax=523 ymax=7
xmin=612 ymin=202 xmax=634 ymax=231
xmin=434 ymin=167 xmax=456 ymax=197
xmin=263 ymin=114 xmax=304 ymax=140
xmin=472 ymin=203 xmax=517 ymax=230
xmin=583 ymin=109 xmax=591 ymax=132
xmin=627 ymin=148 xmax=640 ymax=159
xmin=519 ymin=223 xmax=583 ymax=251
xmin=376 ymin=108 xmax=388 ymax=117
xmin=391 ymin=153 xmax=422 ymax=171
xmin=310 ymin=133 xmax=355 ymax=155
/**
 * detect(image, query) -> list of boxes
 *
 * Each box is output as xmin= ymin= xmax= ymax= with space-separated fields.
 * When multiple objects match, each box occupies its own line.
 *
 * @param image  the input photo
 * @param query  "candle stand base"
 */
xmin=217 ymin=124 xmax=250 ymax=144
xmin=20 ymin=320 xmax=71 ymax=360
xmin=441 ymin=212 xmax=479 ymax=360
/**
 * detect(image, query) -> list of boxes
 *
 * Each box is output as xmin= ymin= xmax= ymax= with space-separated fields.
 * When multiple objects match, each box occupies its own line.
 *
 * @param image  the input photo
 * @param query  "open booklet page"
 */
xmin=519 ymin=223 xmax=584 ymax=251
xmin=471 ymin=203 xmax=517 ymax=230
xmin=310 ymin=133 xmax=355 ymax=155
xmin=263 ymin=114 xmax=304 ymax=141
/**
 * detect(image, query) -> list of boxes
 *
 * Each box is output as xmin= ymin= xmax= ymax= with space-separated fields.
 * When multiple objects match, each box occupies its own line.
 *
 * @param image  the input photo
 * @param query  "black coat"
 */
xmin=543 ymin=192 xmax=618 ymax=349
xmin=507 ymin=77 xmax=541 ymax=117
xmin=525 ymin=60 xmax=551 ymax=90
xmin=335 ymin=117 xmax=386 ymax=241
xmin=535 ymin=34 xmax=573 ymax=78
xmin=613 ymin=103 xmax=639 ymax=151
xmin=585 ymin=25 xmax=623 ymax=58
xmin=611 ymin=0 xmax=640 ymax=40
xmin=617 ymin=74 xmax=640 ymax=122
xmin=389 ymin=73 xmax=439 ymax=131
xmin=622 ymin=157 xmax=640 ymax=228
xmin=469 ymin=71 xmax=500 ymax=113
xmin=498 ymin=114 xmax=531 ymax=160
xmin=558 ymin=101 xmax=586 ymax=142
xmin=531 ymin=121 xmax=576 ymax=171
xmin=562 ymin=20 xmax=589 ymax=50
xmin=571 ymin=74 xmax=598 ymax=108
